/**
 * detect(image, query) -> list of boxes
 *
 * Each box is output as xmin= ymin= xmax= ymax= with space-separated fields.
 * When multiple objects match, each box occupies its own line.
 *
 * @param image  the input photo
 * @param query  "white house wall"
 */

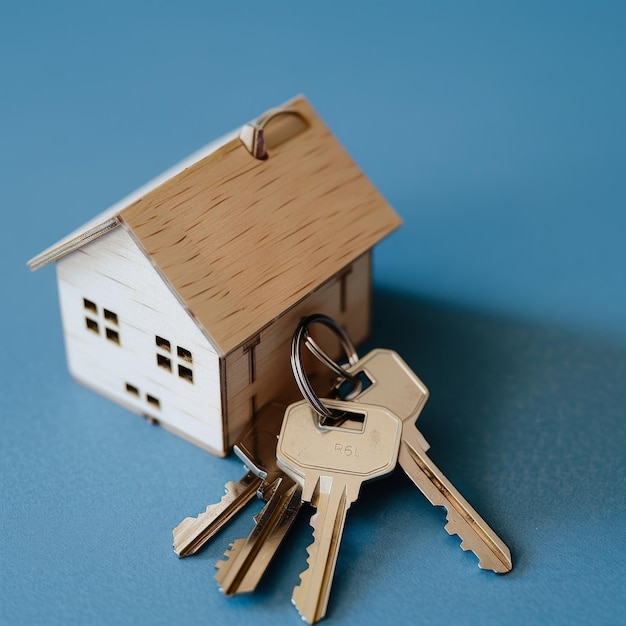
xmin=56 ymin=226 xmax=224 ymax=454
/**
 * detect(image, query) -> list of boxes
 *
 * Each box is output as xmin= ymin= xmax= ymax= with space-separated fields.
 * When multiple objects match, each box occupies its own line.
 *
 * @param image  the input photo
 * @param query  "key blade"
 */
xmin=277 ymin=400 xmax=403 ymax=623
xmin=292 ymin=479 xmax=350 ymax=624
xmin=172 ymin=471 xmax=262 ymax=557
xmin=399 ymin=436 xmax=512 ymax=573
xmin=215 ymin=476 xmax=302 ymax=595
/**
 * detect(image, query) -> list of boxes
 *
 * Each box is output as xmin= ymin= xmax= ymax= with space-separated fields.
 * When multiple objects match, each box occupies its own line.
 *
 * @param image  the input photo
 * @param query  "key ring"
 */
xmin=290 ymin=314 xmax=360 ymax=421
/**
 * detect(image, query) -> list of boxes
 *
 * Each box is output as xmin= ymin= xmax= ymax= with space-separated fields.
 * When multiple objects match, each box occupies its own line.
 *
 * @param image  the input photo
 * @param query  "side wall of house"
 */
xmin=56 ymin=226 xmax=225 ymax=455
xmin=223 ymin=251 xmax=371 ymax=448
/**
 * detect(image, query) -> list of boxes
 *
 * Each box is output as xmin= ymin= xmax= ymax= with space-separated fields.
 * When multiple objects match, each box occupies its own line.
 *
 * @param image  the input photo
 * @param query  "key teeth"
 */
xmin=290 ymin=598 xmax=308 ymax=624
xmin=194 ymin=483 xmax=239 ymax=519
xmin=443 ymin=508 xmax=478 ymax=554
xmin=172 ymin=493 xmax=236 ymax=555
xmin=172 ymin=513 xmax=211 ymax=557
xmin=291 ymin=509 xmax=322 ymax=623
xmin=173 ymin=513 xmax=199 ymax=535
xmin=293 ymin=543 xmax=315 ymax=596
xmin=223 ymin=480 xmax=241 ymax=498
xmin=291 ymin=598 xmax=312 ymax=624
xmin=443 ymin=518 xmax=459 ymax=538
xmin=214 ymin=558 xmax=227 ymax=573
xmin=215 ymin=538 xmax=247 ymax=570
xmin=442 ymin=507 xmax=512 ymax=573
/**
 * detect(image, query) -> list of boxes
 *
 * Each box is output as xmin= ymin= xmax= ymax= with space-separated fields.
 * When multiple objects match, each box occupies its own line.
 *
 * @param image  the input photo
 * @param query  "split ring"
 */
xmin=290 ymin=314 xmax=360 ymax=420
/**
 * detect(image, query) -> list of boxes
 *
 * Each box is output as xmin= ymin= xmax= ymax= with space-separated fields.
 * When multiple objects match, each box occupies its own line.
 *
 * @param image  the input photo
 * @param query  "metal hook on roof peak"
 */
xmin=239 ymin=108 xmax=308 ymax=160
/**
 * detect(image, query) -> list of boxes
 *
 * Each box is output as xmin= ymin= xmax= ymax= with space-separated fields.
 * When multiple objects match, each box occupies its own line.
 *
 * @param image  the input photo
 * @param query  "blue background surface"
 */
xmin=1 ymin=2 xmax=625 ymax=624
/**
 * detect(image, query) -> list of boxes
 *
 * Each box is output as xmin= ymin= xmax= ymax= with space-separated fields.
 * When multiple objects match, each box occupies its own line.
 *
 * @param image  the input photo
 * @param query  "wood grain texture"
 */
xmin=121 ymin=96 xmax=401 ymax=355
xmin=223 ymin=252 xmax=371 ymax=449
xmin=31 ymin=95 xmax=400 ymax=455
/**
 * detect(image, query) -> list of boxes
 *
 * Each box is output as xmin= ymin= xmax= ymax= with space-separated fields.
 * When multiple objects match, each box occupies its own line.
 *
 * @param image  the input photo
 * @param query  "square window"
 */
xmin=178 ymin=364 xmax=193 ymax=383
xmin=156 ymin=336 xmax=171 ymax=351
xmin=83 ymin=298 xmax=97 ymax=313
xmin=157 ymin=354 xmax=172 ymax=371
xmin=125 ymin=383 xmax=139 ymax=396
xmin=104 ymin=309 xmax=118 ymax=324
xmin=105 ymin=328 xmax=120 ymax=345
xmin=85 ymin=318 xmax=99 ymax=333
xmin=177 ymin=346 xmax=192 ymax=363
xmin=146 ymin=394 xmax=160 ymax=408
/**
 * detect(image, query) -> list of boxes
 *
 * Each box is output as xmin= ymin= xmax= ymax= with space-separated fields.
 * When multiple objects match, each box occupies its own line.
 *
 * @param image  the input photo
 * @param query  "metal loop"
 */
xmin=239 ymin=109 xmax=308 ymax=160
xmin=290 ymin=314 xmax=360 ymax=421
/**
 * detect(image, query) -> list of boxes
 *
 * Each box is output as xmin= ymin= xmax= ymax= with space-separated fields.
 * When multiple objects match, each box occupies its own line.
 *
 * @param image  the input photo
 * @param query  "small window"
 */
xmin=177 ymin=346 xmax=192 ymax=363
xmin=103 ymin=309 xmax=118 ymax=324
xmin=156 ymin=336 xmax=171 ymax=351
xmin=146 ymin=394 xmax=160 ymax=408
xmin=157 ymin=354 xmax=172 ymax=371
xmin=178 ymin=364 xmax=193 ymax=383
xmin=125 ymin=383 xmax=139 ymax=396
xmin=83 ymin=298 xmax=97 ymax=313
xmin=106 ymin=328 xmax=120 ymax=345
xmin=85 ymin=318 xmax=99 ymax=333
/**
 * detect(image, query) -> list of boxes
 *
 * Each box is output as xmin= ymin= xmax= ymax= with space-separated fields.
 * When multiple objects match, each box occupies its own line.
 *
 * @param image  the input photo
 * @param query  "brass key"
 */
xmin=173 ymin=471 xmax=262 ymax=558
xmin=215 ymin=403 xmax=302 ymax=595
xmin=276 ymin=398 xmax=403 ymax=624
xmin=345 ymin=348 xmax=512 ymax=573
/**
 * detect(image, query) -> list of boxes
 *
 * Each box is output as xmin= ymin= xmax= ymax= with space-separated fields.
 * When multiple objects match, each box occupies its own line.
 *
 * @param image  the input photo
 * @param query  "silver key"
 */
xmin=215 ymin=403 xmax=302 ymax=595
xmin=276 ymin=398 xmax=402 ymax=624
xmin=173 ymin=470 xmax=262 ymax=557
xmin=345 ymin=348 xmax=512 ymax=573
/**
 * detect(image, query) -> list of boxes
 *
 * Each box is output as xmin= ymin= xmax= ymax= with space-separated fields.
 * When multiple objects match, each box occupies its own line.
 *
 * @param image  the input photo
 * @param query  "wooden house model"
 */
xmin=28 ymin=96 xmax=402 ymax=456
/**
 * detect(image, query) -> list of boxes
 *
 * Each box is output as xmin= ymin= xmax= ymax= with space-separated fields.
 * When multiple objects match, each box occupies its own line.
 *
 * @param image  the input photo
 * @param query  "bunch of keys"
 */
xmin=173 ymin=314 xmax=512 ymax=623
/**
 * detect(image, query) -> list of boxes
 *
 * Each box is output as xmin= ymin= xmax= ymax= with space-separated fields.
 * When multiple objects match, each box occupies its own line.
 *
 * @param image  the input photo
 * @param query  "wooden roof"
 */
xmin=30 ymin=96 xmax=401 ymax=355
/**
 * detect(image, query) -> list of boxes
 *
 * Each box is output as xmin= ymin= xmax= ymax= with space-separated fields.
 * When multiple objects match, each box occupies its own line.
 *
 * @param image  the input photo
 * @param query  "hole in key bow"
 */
xmin=319 ymin=407 xmax=366 ymax=433
xmin=334 ymin=370 xmax=374 ymax=402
